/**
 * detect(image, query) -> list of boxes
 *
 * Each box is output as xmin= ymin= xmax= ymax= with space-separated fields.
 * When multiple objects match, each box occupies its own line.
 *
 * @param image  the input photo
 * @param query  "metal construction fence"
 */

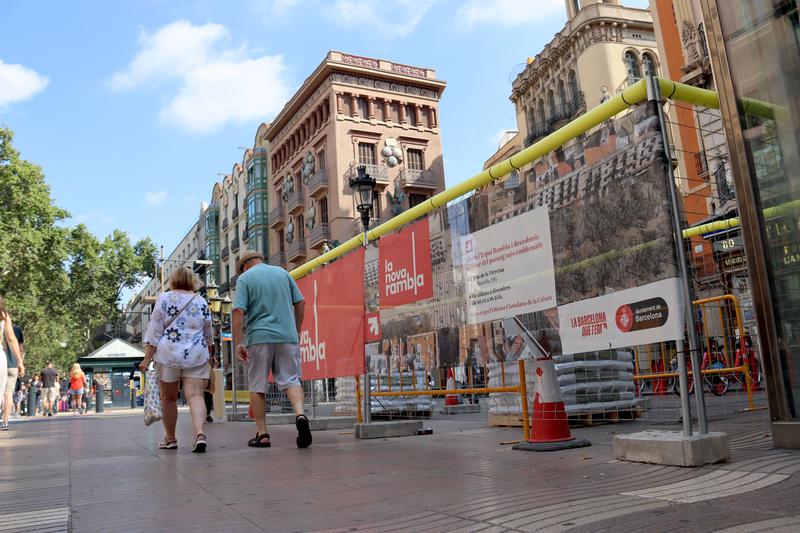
xmin=215 ymin=77 xmax=780 ymax=437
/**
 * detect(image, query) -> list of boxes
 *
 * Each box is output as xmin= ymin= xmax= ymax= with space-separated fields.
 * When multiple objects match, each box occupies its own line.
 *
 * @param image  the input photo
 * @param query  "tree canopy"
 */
xmin=0 ymin=127 xmax=156 ymax=373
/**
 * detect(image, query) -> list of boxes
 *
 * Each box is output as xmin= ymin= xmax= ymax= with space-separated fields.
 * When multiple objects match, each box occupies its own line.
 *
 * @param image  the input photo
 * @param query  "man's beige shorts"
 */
xmin=156 ymin=363 xmax=210 ymax=383
xmin=4 ymin=368 xmax=18 ymax=395
xmin=42 ymin=386 xmax=58 ymax=403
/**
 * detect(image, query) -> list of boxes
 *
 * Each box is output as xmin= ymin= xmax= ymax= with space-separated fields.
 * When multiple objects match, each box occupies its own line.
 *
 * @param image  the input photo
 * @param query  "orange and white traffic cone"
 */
xmin=514 ymin=358 xmax=590 ymax=452
xmin=444 ymin=368 xmax=459 ymax=406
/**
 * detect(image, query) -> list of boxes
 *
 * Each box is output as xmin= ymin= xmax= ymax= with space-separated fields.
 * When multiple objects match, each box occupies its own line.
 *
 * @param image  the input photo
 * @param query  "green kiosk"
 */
xmin=78 ymin=339 xmax=145 ymax=408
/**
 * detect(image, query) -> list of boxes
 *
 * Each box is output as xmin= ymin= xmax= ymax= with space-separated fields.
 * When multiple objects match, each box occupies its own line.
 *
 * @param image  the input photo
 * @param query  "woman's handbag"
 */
xmin=143 ymin=370 xmax=162 ymax=427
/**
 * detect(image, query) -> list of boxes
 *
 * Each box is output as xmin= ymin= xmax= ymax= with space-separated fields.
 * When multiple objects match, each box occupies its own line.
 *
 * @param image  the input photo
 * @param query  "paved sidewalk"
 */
xmin=0 ymin=408 xmax=798 ymax=532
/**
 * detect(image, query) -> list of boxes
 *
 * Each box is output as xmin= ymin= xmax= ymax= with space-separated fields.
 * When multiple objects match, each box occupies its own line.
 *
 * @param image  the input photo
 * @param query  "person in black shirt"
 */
xmin=3 ymin=325 xmax=24 ymax=428
xmin=40 ymin=362 xmax=59 ymax=416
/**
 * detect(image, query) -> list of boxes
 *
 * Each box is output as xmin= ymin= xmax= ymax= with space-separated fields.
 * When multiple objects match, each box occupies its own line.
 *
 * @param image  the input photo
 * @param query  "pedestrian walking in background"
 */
xmin=232 ymin=250 xmax=311 ymax=449
xmin=69 ymin=363 xmax=88 ymax=414
xmin=40 ymin=362 xmax=59 ymax=416
xmin=0 ymin=296 xmax=25 ymax=430
xmin=204 ymin=356 xmax=217 ymax=424
xmin=32 ymin=375 xmax=42 ymax=415
xmin=139 ymin=267 xmax=214 ymax=453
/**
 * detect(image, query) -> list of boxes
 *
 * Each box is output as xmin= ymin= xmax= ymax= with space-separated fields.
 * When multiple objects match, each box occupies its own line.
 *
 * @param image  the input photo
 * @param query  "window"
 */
xmin=547 ymin=90 xmax=556 ymax=117
xmin=320 ymin=197 xmax=329 ymax=224
xmin=409 ymin=193 xmax=427 ymax=208
xmin=527 ymin=107 xmax=535 ymax=131
xmin=317 ymin=149 xmax=326 ymax=172
xmin=407 ymin=148 xmax=424 ymax=170
xmin=390 ymin=102 xmax=400 ymax=122
xmin=405 ymin=104 xmax=416 ymax=125
xmin=642 ymin=52 xmax=657 ymax=77
xmin=357 ymin=96 xmax=369 ymax=119
xmin=537 ymin=100 xmax=545 ymax=125
xmin=234 ymin=193 xmax=239 ymax=210
xmin=225 ymin=265 xmax=230 ymax=283
xmin=625 ymin=51 xmax=642 ymax=82
xmin=297 ymin=215 xmax=305 ymax=239
xmin=358 ymin=142 xmax=377 ymax=165
xmin=342 ymin=95 xmax=352 ymax=115
xmin=568 ymin=70 xmax=579 ymax=99
xmin=277 ymin=229 xmax=285 ymax=251
xmin=557 ymin=80 xmax=567 ymax=110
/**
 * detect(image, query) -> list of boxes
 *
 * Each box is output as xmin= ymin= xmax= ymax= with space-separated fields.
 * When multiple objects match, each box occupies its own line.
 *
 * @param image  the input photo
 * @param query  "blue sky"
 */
xmin=0 ymin=0 xmax=649 ymax=255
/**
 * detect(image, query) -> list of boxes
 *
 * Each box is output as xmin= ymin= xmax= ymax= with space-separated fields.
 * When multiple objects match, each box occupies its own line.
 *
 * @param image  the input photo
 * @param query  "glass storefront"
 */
xmin=717 ymin=0 xmax=800 ymax=417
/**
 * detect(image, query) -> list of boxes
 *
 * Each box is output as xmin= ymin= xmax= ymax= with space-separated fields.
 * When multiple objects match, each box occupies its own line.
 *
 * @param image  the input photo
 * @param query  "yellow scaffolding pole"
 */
xmin=288 ymin=77 xmax=784 ymax=282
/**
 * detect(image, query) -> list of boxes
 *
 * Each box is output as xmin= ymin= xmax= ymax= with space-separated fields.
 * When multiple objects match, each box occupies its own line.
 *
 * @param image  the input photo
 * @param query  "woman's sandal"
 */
xmin=247 ymin=433 xmax=271 ymax=448
xmin=192 ymin=433 xmax=207 ymax=453
xmin=295 ymin=414 xmax=312 ymax=449
xmin=158 ymin=437 xmax=178 ymax=450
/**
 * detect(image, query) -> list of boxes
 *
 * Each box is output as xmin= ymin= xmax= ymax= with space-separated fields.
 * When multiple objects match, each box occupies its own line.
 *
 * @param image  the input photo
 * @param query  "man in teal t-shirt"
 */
xmin=232 ymin=250 xmax=310 ymax=449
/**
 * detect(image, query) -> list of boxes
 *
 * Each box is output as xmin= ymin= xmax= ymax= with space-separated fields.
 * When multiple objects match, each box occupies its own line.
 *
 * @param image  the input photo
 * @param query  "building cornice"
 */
xmin=266 ymin=51 xmax=446 ymax=143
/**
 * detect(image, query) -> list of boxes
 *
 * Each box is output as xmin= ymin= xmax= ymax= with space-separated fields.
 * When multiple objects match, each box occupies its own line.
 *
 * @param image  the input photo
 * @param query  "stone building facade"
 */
xmin=264 ymin=51 xmax=447 ymax=270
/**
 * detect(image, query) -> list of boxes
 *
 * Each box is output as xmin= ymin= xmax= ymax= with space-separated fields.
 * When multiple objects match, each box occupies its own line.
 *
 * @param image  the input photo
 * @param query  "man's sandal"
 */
xmin=192 ymin=433 xmax=207 ymax=453
xmin=247 ymin=433 xmax=271 ymax=447
xmin=158 ymin=437 xmax=178 ymax=449
xmin=296 ymin=414 xmax=312 ymax=449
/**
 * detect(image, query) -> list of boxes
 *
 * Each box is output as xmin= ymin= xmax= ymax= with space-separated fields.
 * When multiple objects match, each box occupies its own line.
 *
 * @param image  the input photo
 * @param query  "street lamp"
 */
xmin=349 ymin=165 xmax=376 ymax=245
xmin=221 ymin=295 xmax=232 ymax=315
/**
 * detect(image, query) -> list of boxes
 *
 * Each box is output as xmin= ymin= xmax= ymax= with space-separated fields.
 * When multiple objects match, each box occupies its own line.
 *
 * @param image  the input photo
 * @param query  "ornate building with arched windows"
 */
xmin=511 ymin=0 xmax=660 ymax=149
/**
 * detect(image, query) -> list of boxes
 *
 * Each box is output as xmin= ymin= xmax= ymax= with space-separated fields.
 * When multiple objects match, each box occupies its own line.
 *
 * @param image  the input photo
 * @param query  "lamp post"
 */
xmin=349 ymin=165 xmax=375 ymax=423
xmin=349 ymin=165 xmax=376 ymax=247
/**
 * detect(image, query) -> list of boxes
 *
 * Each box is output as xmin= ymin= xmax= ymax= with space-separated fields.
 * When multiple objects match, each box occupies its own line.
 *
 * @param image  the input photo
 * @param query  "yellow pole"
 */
xmin=518 ymin=359 xmax=530 ymax=442
xmin=743 ymin=365 xmax=756 ymax=411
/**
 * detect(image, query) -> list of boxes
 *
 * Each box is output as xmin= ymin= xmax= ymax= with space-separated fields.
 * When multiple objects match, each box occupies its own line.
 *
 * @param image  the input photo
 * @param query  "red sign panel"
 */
xmin=378 ymin=218 xmax=434 ymax=308
xmin=296 ymin=248 xmax=365 ymax=379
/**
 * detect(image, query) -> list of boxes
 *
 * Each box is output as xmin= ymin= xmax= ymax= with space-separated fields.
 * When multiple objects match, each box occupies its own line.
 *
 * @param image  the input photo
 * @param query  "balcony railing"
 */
xmin=220 ymin=281 xmax=230 ymax=295
xmin=231 ymin=236 xmax=240 ymax=252
xmin=286 ymin=187 xmax=304 ymax=213
xmin=567 ymin=92 xmax=586 ymax=118
xmin=399 ymin=168 xmax=438 ymax=189
xmin=242 ymin=224 xmax=249 ymax=242
xmin=222 ymin=218 xmax=229 ymax=231
xmin=349 ymin=163 xmax=388 ymax=184
xmin=230 ymin=274 xmax=239 ymax=289
xmin=269 ymin=250 xmax=286 ymax=266
xmin=306 ymin=167 xmax=329 ymax=197
xmin=524 ymin=123 xmax=554 ymax=147
xmin=307 ymin=223 xmax=331 ymax=248
xmin=221 ymin=246 xmax=230 ymax=260
xmin=269 ymin=203 xmax=285 ymax=228
xmin=286 ymin=238 xmax=306 ymax=261
xmin=232 ymin=206 xmax=239 ymax=221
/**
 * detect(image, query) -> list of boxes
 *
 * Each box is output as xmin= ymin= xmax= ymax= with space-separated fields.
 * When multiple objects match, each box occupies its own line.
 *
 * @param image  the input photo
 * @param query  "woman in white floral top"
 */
xmin=140 ymin=267 xmax=214 ymax=453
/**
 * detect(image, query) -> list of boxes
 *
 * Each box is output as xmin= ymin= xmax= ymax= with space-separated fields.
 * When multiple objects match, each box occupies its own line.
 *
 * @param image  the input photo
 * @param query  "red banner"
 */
xmin=296 ymin=248 xmax=366 ymax=379
xmin=378 ymin=218 xmax=434 ymax=308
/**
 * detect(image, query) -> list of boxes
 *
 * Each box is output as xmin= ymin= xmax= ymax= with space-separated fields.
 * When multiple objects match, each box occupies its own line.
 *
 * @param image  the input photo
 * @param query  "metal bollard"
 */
xmin=95 ymin=388 xmax=104 ymax=414
xmin=27 ymin=387 xmax=36 ymax=416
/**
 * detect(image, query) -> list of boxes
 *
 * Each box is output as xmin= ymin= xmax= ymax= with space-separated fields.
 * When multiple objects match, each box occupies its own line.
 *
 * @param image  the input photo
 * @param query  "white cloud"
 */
xmin=71 ymin=209 xmax=116 ymax=226
xmin=108 ymin=20 xmax=292 ymax=133
xmin=144 ymin=190 xmax=168 ymax=206
xmin=456 ymin=0 xmax=563 ymax=30
xmin=322 ymin=0 xmax=434 ymax=38
xmin=0 ymin=59 xmax=49 ymax=110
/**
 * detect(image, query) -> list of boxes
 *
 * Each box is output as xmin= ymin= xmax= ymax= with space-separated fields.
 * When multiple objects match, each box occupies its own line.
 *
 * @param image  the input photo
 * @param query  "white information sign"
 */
xmin=557 ymin=277 xmax=685 ymax=355
xmin=460 ymin=207 xmax=557 ymax=324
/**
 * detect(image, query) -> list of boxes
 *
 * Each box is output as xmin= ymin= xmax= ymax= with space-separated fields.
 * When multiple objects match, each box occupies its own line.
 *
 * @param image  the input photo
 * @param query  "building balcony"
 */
xmin=306 ymin=167 xmax=329 ymax=198
xmin=269 ymin=250 xmax=286 ymax=267
xmin=567 ymin=92 xmax=586 ymax=118
xmin=399 ymin=168 xmax=439 ymax=190
xmin=221 ymin=246 xmax=230 ymax=260
xmin=307 ymin=223 xmax=331 ymax=248
xmin=220 ymin=281 xmax=230 ymax=295
xmin=286 ymin=238 xmax=307 ymax=262
xmin=352 ymin=217 xmax=383 ymax=236
xmin=232 ymin=206 xmax=239 ymax=221
xmin=524 ymin=124 xmax=554 ymax=147
xmin=242 ymin=224 xmax=250 ymax=242
xmin=286 ymin=188 xmax=305 ymax=214
xmin=269 ymin=204 xmax=285 ymax=228
xmin=230 ymin=274 xmax=239 ymax=289
xmin=231 ymin=236 xmax=240 ymax=253
xmin=222 ymin=218 xmax=229 ymax=231
xmin=349 ymin=164 xmax=389 ymax=185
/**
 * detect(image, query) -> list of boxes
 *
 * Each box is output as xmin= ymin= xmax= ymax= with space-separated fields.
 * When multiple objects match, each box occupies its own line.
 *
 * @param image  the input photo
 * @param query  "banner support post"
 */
xmin=646 ymin=73 xmax=709 ymax=435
